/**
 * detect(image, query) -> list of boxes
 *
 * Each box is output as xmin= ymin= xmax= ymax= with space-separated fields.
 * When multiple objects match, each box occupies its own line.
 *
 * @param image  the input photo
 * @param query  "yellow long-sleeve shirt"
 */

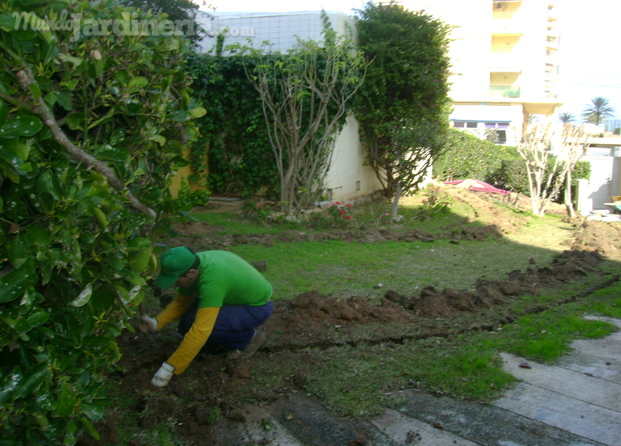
xmin=155 ymin=294 xmax=220 ymax=374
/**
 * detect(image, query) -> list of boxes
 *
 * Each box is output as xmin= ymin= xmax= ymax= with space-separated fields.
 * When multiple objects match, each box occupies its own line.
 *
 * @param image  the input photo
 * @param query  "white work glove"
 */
xmin=137 ymin=315 xmax=158 ymax=334
xmin=151 ymin=362 xmax=175 ymax=388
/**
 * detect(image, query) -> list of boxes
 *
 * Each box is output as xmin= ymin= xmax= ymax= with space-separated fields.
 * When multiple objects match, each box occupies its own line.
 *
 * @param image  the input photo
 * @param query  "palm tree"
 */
xmin=558 ymin=112 xmax=575 ymax=123
xmin=581 ymin=97 xmax=615 ymax=125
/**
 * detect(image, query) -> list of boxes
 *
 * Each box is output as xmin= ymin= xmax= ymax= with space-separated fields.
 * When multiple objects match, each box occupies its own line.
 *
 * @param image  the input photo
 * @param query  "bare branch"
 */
xmin=16 ymin=66 xmax=157 ymax=220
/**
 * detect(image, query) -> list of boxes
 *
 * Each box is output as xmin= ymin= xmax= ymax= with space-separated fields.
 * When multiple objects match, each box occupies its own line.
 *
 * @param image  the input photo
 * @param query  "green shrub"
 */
xmin=434 ymin=129 xmax=520 ymax=184
xmin=187 ymin=55 xmax=278 ymax=198
xmin=176 ymin=178 xmax=211 ymax=210
xmin=0 ymin=1 xmax=200 ymax=443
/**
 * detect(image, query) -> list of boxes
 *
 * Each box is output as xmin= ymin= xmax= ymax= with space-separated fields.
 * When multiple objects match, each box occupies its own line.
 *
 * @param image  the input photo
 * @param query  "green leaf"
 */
xmin=0 ymin=367 xmax=23 ymax=404
xmin=29 ymin=83 xmax=41 ymax=101
xmin=7 ymin=235 xmax=29 ymax=268
xmin=86 ymin=60 xmax=104 ymax=80
xmin=0 ymin=115 xmax=43 ymax=138
xmin=149 ymin=134 xmax=166 ymax=146
xmin=128 ymin=238 xmax=153 ymax=272
xmin=81 ymin=402 xmax=105 ymax=421
xmin=32 ymin=412 xmax=50 ymax=431
xmin=25 ymin=225 xmax=51 ymax=247
xmin=0 ymin=138 xmax=30 ymax=170
xmin=128 ymin=76 xmax=148 ymax=88
xmin=66 ymin=306 xmax=94 ymax=341
xmin=65 ymin=112 xmax=84 ymax=131
xmin=26 ymin=309 xmax=50 ymax=327
xmin=36 ymin=170 xmax=63 ymax=201
xmin=0 ymin=13 xmax=16 ymax=32
xmin=44 ymin=90 xmax=57 ymax=106
xmin=70 ymin=283 xmax=92 ymax=307
xmin=124 ymin=100 xmax=144 ymax=115
xmin=0 ymin=99 xmax=7 ymax=126
xmin=55 ymin=382 xmax=77 ymax=417
xmin=91 ymin=207 xmax=109 ymax=230
xmin=56 ymin=90 xmax=73 ymax=111
xmin=13 ymin=362 xmax=48 ymax=400
xmin=189 ymin=107 xmax=207 ymax=118
xmin=94 ymin=144 xmax=130 ymax=162
xmin=169 ymin=110 xmax=190 ymax=122
xmin=80 ymin=417 xmax=101 ymax=440
xmin=107 ymin=254 xmax=124 ymax=271
xmin=58 ymin=53 xmax=83 ymax=67
xmin=0 ymin=258 xmax=37 ymax=304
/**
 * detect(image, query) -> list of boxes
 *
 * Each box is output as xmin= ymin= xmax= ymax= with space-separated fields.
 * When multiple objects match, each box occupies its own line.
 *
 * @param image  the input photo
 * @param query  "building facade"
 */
xmin=402 ymin=0 xmax=563 ymax=145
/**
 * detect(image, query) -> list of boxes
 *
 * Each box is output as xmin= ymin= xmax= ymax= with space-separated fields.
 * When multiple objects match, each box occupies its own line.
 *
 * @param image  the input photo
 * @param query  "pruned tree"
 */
xmin=558 ymin=125 xmax=591 ymax=217
xmin=353 ymin=2 xmax=453 ymax=221
xmin=240 ymin=12 xmax=366 ymax=216
xmin=517 ymin=123 xmax=590 ymax=216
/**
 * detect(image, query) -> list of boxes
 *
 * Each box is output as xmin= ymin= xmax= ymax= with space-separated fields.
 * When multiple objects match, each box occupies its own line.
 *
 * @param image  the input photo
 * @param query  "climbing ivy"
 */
xmin=187 ymin=55 xmax=277 ymax=198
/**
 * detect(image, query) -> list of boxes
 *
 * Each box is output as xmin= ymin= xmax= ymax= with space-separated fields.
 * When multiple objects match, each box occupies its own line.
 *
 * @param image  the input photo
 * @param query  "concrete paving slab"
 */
xmin=211 ymin=403 xmax=304 ymax=446
xmin=557 ymin=334 xmax=621 ymax=383
xmin=391 ymin=390 xmax=601 ymax=445
xmin=267 ymin=392 xmax=398 ymax=446
xmin=501 ymin=352 xmax=621 ymax=412
xmin=495 ymin=383 xmax=621 ymax=446
xmin=370 ymin=408 xmax=479 ymax=445
xmin=496 ymin=317 xmax=621 ymax=446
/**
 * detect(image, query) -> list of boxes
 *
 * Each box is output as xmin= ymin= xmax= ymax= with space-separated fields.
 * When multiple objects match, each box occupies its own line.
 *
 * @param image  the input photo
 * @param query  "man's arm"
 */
xmin=166 ymin=306 xmax=220 ymax=374
xmin=155 ymin=293 xmax=195 ymax=330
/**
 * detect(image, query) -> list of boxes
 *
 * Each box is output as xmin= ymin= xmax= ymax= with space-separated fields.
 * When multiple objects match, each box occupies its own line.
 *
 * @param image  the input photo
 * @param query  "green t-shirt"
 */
xmin=178 ymin=250 xmax=272 ymax=308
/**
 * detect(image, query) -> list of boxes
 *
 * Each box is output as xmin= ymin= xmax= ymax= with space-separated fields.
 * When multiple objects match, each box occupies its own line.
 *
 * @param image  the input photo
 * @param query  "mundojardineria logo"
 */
xmin=12 ymin=9 xmax=198 ymax=41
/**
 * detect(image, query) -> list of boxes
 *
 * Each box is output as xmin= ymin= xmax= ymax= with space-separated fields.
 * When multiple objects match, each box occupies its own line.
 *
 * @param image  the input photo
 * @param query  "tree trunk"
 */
xmin=564 ymin=172 xmax=576 ymax=217
xmin=391 ymin=181 xmax=401 ymax=221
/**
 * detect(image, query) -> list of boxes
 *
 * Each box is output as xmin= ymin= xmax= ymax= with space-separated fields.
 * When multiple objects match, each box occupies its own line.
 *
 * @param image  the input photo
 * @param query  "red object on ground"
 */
xmin=443 ymin=179 xmax=510 ymax=195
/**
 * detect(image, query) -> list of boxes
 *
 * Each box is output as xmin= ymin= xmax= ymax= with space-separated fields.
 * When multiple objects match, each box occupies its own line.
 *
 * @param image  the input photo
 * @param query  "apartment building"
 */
xmin=402 ymin=0 xmax=563 ymax=145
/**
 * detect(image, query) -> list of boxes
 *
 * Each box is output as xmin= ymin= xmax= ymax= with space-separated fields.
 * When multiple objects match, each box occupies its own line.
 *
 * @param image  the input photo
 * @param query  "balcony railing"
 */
xmin=489 ymin=86 xmax=521 ymax=98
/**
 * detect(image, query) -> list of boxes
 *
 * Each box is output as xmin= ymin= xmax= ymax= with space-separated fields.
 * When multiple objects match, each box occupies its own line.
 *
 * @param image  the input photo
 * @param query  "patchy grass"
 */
xmin=96 ymin=192 xmax=621 ymax=444
xmin=283 ymin=283 xmax=621 ymax=417
xmin=230 ymin=236 xmax=564 ymax=300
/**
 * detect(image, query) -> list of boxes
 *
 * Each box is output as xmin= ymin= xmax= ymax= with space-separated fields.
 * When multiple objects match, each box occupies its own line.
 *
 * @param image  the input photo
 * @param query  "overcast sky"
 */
xmin=194 ymin=0 xmax=621 ymax=122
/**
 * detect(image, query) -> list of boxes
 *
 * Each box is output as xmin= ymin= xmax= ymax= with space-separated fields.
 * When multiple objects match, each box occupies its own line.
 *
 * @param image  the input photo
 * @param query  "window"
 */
xmin=453 ymin=121 xmax=477 ymax=129
xmin=484 ymin=122 xmax=508 ymax=144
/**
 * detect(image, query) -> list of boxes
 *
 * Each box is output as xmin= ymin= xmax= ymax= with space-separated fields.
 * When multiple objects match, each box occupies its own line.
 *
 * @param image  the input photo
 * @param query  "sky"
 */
xmin=193 ymin=0 xmax=621 ymax=124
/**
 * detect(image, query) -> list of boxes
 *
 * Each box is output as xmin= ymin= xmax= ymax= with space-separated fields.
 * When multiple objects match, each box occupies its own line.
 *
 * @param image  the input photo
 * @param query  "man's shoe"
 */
xmin=227 ymin=329 xmax=267 ymax=361
xmin=243 ymin=329 xmax=267 ymax=359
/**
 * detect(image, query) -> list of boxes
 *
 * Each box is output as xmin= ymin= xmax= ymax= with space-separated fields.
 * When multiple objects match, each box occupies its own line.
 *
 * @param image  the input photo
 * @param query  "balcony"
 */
xmin=490 ymin=86 xmax=521 ymax=98
xmin=490 ymin=53 xmax=523 ymax=72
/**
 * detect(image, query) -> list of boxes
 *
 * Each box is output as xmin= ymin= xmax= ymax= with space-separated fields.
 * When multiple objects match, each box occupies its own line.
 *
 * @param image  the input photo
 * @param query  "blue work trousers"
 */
xmin=178 ymin=297 xmax=273 ymax=350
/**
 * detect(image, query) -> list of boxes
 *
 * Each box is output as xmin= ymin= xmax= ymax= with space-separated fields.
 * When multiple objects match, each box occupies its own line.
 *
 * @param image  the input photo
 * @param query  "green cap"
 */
xmin=155 ymin=246 xmax=196 ymax=288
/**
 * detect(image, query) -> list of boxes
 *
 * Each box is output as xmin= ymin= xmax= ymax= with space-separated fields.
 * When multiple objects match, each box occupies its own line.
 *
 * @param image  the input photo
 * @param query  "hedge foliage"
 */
xmin=434 ymin=129 xmax=520 ymax=183
xmin=435 ymin=129 xmax=590 ymax=201
xmin=187 ymin=54 xmax=277 ymax=198
xmin=0 ymin=0 xmax=201 ymax=443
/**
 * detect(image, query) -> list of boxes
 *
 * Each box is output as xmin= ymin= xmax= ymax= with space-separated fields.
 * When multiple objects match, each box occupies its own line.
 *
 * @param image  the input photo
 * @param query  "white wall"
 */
xmin=580 ymin=152 xmax=619 ymax=212
xmin=324 ymin=115 xmax=383 ymax=202
xmin=197 ymin=11 xmax=355 ymax=54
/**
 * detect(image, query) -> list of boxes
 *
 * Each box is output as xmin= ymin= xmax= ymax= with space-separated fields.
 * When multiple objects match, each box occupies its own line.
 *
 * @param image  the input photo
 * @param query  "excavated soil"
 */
xmin=78 ymin=190 xmax=621 ymax=446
